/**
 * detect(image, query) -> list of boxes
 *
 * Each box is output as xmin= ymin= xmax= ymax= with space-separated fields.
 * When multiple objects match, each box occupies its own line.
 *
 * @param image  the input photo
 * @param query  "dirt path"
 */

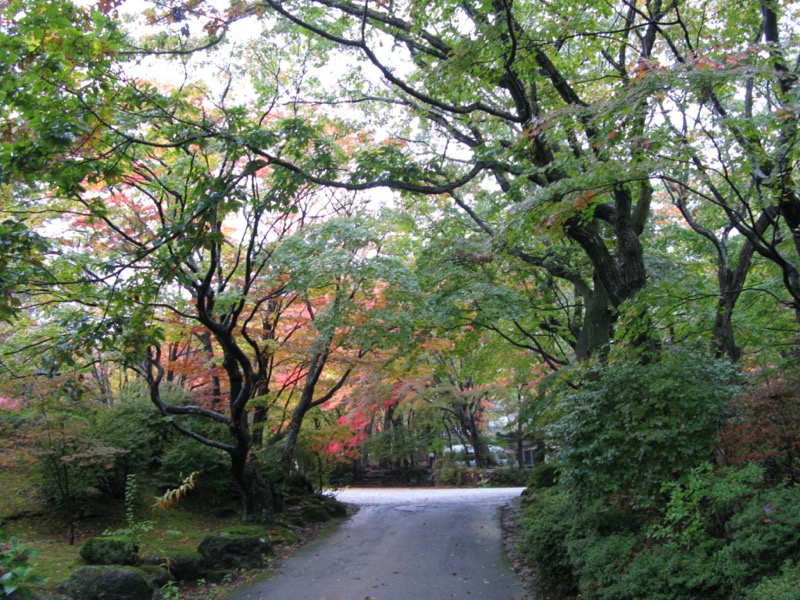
xmin=225 ymin=488 xmax=529 ymax=600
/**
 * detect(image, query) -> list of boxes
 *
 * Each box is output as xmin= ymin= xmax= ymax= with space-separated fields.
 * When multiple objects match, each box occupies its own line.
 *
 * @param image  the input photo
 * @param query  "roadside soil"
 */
xmin=501 ymin=496 xmax=539 ymax=599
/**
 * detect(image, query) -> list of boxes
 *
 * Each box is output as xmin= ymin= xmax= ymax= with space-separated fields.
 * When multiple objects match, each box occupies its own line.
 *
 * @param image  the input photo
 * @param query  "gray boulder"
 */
xmin=60 ymin=566 xmax=154 ymax=600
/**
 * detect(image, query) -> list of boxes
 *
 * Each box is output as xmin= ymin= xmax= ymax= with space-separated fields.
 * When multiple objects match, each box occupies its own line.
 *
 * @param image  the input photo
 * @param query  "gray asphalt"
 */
xmin=227 ymin=487 xmax=529 ymax=600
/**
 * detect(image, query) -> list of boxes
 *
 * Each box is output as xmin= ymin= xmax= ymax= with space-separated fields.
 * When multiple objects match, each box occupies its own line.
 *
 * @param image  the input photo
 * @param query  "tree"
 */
xmin=650 ymin=0 xmax=800 ymax=351
xmin=189 ymin=0 xmax=679 ymax=362
xmin=1 ymin=0 xmax=421 ymax=520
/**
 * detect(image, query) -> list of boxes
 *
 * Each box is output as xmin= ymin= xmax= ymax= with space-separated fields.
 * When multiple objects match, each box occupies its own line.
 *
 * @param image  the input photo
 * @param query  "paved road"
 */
xmin=227 ymin=487 xmax=529 ymax=600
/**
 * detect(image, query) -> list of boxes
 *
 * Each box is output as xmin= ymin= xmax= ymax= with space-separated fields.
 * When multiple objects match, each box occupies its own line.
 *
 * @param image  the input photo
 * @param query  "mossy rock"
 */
xmin=305 ymin=495 xmax=347 ymax=518
xmin=317 ymin=496 xmax=347 ymax=518
xmin=216 ymin=525 xmax=269 ymax=537
xmin=301 ymin=504 xmax=332 ymax=523
xmin=267 ymin=526 xmax=301 ymax=545
xmin=137 ymin=564 xmax=171 ymax=587
xmin=60 ymin=566 xmax=154 ymax=600
xmin=284 ymin=515 xmax=307 ymax=527
xmin=198 ymin=531 xmax=273 ymax=570
xmin=144 ymin=548 xmax=206 ymax=582
xmin=79 ymin=537 xmax=139 ymax=566
xmin=203 ymin=569 xmax=236 ymax=583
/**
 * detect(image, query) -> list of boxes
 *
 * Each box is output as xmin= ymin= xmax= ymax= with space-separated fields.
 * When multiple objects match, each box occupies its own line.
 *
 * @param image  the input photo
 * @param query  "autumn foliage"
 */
xmin=720 ymin=382 xmax=800 ymax=484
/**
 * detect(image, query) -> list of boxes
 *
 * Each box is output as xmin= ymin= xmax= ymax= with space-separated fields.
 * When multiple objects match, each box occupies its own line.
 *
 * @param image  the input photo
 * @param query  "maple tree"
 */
xmin=643 ymin=0 xmax=800 ymax=358
xmin=200 ymin=0 xmax=673 ymax=362
xmin=0 ymin=0 xmax=420 ymax=520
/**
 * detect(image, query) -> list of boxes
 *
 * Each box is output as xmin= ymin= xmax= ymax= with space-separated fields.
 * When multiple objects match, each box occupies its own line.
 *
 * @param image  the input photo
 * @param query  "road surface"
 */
xmin=227 ymin=487 xmax=529 ymax=600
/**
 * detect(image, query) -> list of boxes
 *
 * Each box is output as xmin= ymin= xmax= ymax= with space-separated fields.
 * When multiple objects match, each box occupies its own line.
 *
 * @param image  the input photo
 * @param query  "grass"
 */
xmin=0 ymin=424 xmax=348 ymax=599
xmin=1 ymin=468 xmax=243 ymax=594
xmin=0 ymin=424 xmax=243 ymax=594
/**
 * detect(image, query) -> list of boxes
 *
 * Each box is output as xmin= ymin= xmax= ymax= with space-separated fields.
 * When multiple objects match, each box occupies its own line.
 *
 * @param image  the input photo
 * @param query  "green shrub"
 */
xmin=609 ymin=542 xmax=730 ymax=600
xmin=432 ymin=454 xmax=467 ymax=486
xmin=487 ymin=468 xmax=527 ymax=487
xmin=157 ymin=434 xmax=234 ymax=506
xmin=90 ymin=394 xmax=172 ymax=498
xmin=0 ymin=530 xmax=46 ymax=599
xmin=743 ymin=561 xmax=800 ymax=600
xmin=526 ymin=462 xmax=558 ymax=489
xmin=567 ymin=532 xmax=639 ymax=599
xmin=551 ymin=349 xmax=737 ymax=503
xmin=36 ymin=420 xmax=124 ymax=518
xmin=0 ymin=402 xmax=30 ymax=437
xmin=258 ymin=444 xmax=291 ymax=498
xmin=80 ymin=537 xmax=139 ymax=566
xmin=519 ymin=488 xmax=579 ymax=598
xmin=720 ymin=486 xmax=800 ymax=587
xmin=648 ymin=463 xmax=763 ymax=551
xmin=563 ymin=500 xmax=649 ymax=599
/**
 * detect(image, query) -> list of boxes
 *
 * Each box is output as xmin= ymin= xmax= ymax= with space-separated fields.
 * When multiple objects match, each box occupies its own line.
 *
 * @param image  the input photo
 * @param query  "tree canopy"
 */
xmin=1 ymin=0 xmax=799 ymax=542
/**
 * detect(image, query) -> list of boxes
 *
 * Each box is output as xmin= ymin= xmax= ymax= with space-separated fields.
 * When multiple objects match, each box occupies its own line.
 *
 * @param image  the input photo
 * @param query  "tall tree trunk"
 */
xmin=574 ymin=276 xmax=613 ymax=361
xmin=231 ymin=447 xmax=274 ymax=523
xmin=455 ymin=403 xmax=486 ymax=468
xmin=196 ymin=331 xmax=222 ymax=405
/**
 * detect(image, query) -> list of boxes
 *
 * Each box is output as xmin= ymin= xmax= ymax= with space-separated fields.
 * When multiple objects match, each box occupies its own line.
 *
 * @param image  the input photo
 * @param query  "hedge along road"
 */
xmin=227 ymin=487 xmax=529 ymax=600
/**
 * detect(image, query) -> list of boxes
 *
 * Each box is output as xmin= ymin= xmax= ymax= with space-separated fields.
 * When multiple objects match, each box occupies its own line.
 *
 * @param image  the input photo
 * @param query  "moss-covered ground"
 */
xmin=0 ymin=445 xmax=346 ymax=599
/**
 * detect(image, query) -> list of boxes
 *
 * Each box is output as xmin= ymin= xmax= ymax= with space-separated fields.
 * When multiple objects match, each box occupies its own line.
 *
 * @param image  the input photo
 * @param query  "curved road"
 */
xmin=228 ymin=487 xmax=528 ymax=600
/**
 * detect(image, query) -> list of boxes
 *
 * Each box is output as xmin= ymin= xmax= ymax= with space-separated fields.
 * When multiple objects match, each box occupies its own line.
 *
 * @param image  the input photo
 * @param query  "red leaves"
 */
xmin=95 ymin=0 xmax=125 ymax=15
xmin=719 ymin=382 xmax=800 ymax=483
xmin=0 ymin=396 xmax=19 ymax=411
xmin=630 ymin=57 xmax=665 ymax=79
xmin=691 ymin=54 xmax=723 ymax=70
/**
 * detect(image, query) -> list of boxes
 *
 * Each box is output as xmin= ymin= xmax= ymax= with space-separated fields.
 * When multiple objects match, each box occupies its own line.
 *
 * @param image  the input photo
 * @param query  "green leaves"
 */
xmin=0 ymin=217 xmax=49 ymax=322
xmin=0 ymin=530 xmax=47 ymax=598
xmin=551 ymin=349 xmax=740 ymax=502
xmin=0 ymin=0 xmax=122 ymax=186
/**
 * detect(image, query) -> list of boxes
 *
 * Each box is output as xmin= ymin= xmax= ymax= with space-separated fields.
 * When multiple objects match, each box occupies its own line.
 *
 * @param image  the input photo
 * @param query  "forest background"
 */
xmin=1 ymin=0 xmax=800 ymax=597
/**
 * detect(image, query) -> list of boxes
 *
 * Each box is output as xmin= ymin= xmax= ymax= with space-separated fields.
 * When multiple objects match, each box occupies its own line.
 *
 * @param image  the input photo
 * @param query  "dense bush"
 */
xmin=526 ymin=462 xmax=558 ymax=489
xmin=720 ymin=486 xmax=800 ymax=587
xmin=648 ymin=463 xmax=763 ymax=551
xmin=157 ymin=432 xmax=235 ymax=506
xmin=520 ymin=487 xmax=735 ymax=600
xmin=551 ymin=350 xmax=737 ymax=503
xmin=567 ymin=532 xmax=639 ymax=599
xmin=608 ymin=542 xmax=730 ymax=600
xmin=89 ymin=395 xmax=172 ymax=498
xmin=520 ymin=487 xmax=655 ymax=600
xmin=432 ymin=454 xmax=459 ymax=485
xmin=36 ymin=416 xmax=126 ymax=519
xmin=487 ymin=468 xmax=527 ymax=487
xmin=518 ymin=456 xmax=800 ymax=598
xmin=519 ymin=488 xmax=580 ymax=598
xmin=743 ymin=562 xmax=800 ymax=600
xmin=719 ymin=382 xmax=800 ymax=484
xmin=96 ymin=382 xmax=238 ymax=505
xmin=515 ymin=353 xmax=800 ymax=599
